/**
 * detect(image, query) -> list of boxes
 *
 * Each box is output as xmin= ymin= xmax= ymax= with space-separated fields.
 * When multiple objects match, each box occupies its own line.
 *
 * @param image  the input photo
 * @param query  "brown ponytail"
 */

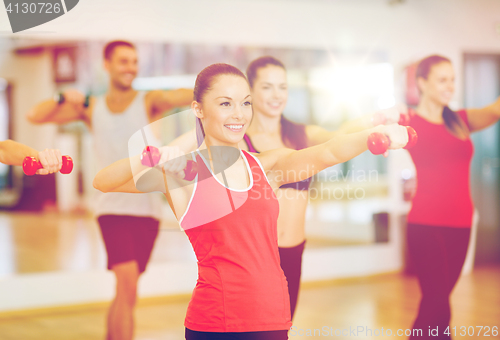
xmin=442 ymin=106 xmax=469 ymax=140
xmin=416 ymin=55 xmax=469 ymax=139
xmin=280 ymin=115 xmax=307 ymax=150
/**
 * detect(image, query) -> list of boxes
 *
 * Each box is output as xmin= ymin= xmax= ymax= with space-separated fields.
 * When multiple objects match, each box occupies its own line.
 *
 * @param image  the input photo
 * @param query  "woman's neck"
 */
xmin=416 ymin=97 xmax=445 ymax=123
xmin=200 ymin=138 xmax=240 ymax=150
xmin=246 ymin=109 xmax=281 ymax=135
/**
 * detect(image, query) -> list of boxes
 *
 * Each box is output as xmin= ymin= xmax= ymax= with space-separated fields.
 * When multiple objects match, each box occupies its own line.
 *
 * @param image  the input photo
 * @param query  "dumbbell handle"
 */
xmin=367 ymin=126 xmax=418 ymax=155
xmin=141 ymin=146 xmax=198 ymax=181
xmin=23 ymin=155 xmax=74 ymax=176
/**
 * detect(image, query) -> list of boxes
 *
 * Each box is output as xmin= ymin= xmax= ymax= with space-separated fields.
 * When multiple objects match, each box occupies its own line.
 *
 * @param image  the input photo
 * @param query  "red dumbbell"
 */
xmin=23 ymin=156 xmax=74 ymax=176
xmin=141 ymin=146 xmax=198 ymax=181
xmin=367 ymin=126 xmax=418 ymax=155
xmin=183 ymin=158 xmax=198 ymax=181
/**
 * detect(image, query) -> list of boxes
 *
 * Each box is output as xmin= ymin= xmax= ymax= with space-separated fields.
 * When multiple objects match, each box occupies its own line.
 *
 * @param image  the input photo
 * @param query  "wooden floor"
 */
xmin=0 ymin=266 xmax=498 ymax=340
xmin=0 ymin=209 xmax=374 ymax=277
xmin=0 ymin=211 xmax=196 ymax=276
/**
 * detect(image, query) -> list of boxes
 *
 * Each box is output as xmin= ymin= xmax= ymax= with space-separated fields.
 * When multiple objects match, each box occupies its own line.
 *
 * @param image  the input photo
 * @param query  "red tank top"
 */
xmin=407 ymin=109 xmax=474 ymax=227
xmin=179 ymin=149 xmax=292 ymax=332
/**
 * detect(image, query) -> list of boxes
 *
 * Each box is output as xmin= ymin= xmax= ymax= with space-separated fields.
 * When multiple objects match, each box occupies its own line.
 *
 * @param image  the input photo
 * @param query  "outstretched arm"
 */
xmin=306 ymin=104 xmax=406 ymax=146
xmin=93 ymin=146 xmax=191 ymax=194
xmin=146 ymin=89 xmax=194 ymax=121
xmin=27 ymin=89 xmax=91 ymax=126
xmin=93 ymin=155 xmax=145 ymax=194
xmin=0 ymin=140 xmax=64 ymax=174
xmin=0 ymin=140 xmax=38 ymax=165
xmin=466 ymin=96 xmax=500 ymax=133
xmin=259 ymin=124 xmax=408 ymax=187
xmin=93 ymin=146 xmax=193 ymax=218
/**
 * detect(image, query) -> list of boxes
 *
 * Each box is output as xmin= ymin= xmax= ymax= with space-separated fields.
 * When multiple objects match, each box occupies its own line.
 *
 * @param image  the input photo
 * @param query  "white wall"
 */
xmin=0 ymin=49 xmax=56 ymax=150
xmin=1 ymin=0 xmax=500 ymax=140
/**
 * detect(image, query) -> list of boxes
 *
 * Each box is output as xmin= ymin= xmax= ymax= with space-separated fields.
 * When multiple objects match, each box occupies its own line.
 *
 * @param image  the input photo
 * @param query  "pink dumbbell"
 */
xmin=367 ymin=126 xmax=418 ymax=155
xmin=23 ymin=156 xmax=73 ymax=176
xmin=141 ymin=146 xmax=198 ymax=181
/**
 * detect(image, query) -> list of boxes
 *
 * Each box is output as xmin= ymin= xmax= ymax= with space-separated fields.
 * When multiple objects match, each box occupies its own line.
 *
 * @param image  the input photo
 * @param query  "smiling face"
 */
xmin=104 ymin=46 xmax=138 ymax=90
xmin=251 ymin=65 xmax=288 ymax=117
xmin=193 ymin=74 xmax=252 ymax=146
xmin=418 ymin=61 xmax=455 ymax=106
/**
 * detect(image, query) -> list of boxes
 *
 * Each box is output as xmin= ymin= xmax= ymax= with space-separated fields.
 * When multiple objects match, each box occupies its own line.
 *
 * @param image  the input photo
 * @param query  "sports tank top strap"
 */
xmin=241 ymin=149 xmax=266 ymax=180
xmin=192 ymin=152 xmax=215 ymax=182
xmin=243 ymin=134 xmax=259 ymax=153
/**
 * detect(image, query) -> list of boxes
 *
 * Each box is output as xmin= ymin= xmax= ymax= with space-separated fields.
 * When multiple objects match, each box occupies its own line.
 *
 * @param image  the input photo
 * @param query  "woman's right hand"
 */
xmin=372 ymin=124 xmax=410 ymax=150
xmin=372 ymin=103 xmax=409 ymax=125
xmin=36 ymin=148 xmax=62 ymax=175
xmin=157 ymin=146 xmax=189 ymax=179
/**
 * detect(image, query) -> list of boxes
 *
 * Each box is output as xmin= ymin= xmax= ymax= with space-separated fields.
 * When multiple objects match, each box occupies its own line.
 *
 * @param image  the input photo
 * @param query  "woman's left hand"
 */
xmin=372 ymin=103 xmax=409 ymax=125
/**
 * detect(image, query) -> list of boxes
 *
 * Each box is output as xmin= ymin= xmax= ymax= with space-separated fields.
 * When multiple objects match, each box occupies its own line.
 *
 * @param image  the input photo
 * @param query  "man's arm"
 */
xmin=27 ymin=89 xmax=92 ymax=126
xmin=146 ymin=89 xmax=194 ymax=121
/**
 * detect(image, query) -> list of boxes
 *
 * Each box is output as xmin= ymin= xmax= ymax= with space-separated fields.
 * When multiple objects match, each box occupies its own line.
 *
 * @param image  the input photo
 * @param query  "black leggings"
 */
xmin=279 ymin=240 xmax=306 ymax=320
xmin=407 ymin=224 xmax=471 ymax=339
xmin=185 ymin=328 xmax=288 ymax=340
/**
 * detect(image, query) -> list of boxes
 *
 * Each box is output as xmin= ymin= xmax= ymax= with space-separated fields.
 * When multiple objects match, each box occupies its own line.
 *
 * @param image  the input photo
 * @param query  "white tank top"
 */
xmin=92 ymin=91 xmax=163 ymax=220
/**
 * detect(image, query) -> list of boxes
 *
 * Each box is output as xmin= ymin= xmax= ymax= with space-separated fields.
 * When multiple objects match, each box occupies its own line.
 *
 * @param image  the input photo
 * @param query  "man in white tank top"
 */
xmin=27 ymin=40 xmax=193 ymax=340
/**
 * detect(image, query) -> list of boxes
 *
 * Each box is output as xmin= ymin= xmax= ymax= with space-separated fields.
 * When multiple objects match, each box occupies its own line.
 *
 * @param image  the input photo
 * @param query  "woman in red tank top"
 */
xmin=405 ymin=55 xmax=500 ymax=339
xmin=94 ymin=63 xmax=411 ymax=340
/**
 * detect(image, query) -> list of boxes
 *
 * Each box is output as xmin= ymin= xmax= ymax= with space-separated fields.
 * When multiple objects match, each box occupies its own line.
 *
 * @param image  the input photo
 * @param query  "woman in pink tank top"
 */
xmin=93 ymin=63 xmax=411 ymax=340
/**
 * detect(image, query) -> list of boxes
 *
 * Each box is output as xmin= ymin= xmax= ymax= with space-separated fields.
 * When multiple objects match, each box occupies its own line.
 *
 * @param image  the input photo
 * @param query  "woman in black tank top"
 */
xmin=243 ymin=56 xmax=404 ymax=319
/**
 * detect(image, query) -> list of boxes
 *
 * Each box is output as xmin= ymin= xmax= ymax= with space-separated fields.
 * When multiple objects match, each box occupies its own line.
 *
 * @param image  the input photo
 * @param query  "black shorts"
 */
xmin=185 ymin=328 xmax=288 ymax=340
xmin=97 ymin=215 xmax=159 ymax=274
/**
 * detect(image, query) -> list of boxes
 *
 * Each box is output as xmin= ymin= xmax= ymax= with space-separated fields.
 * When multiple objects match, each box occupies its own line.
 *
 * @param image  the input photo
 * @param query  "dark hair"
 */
xmin=416 ymin=55 xmax=469 ymax=139
xmin=246 ymin=57 xmax=307 ymax=150
xmin=246 ymin=56 xmax=285 ymax=88
xmin=280 ymin=115 xmax=308 ymax=150
xmin=103 ymin=40 xmax=135 ymax=60
xmin=194 ymin=63 xmax=247 ymax=146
